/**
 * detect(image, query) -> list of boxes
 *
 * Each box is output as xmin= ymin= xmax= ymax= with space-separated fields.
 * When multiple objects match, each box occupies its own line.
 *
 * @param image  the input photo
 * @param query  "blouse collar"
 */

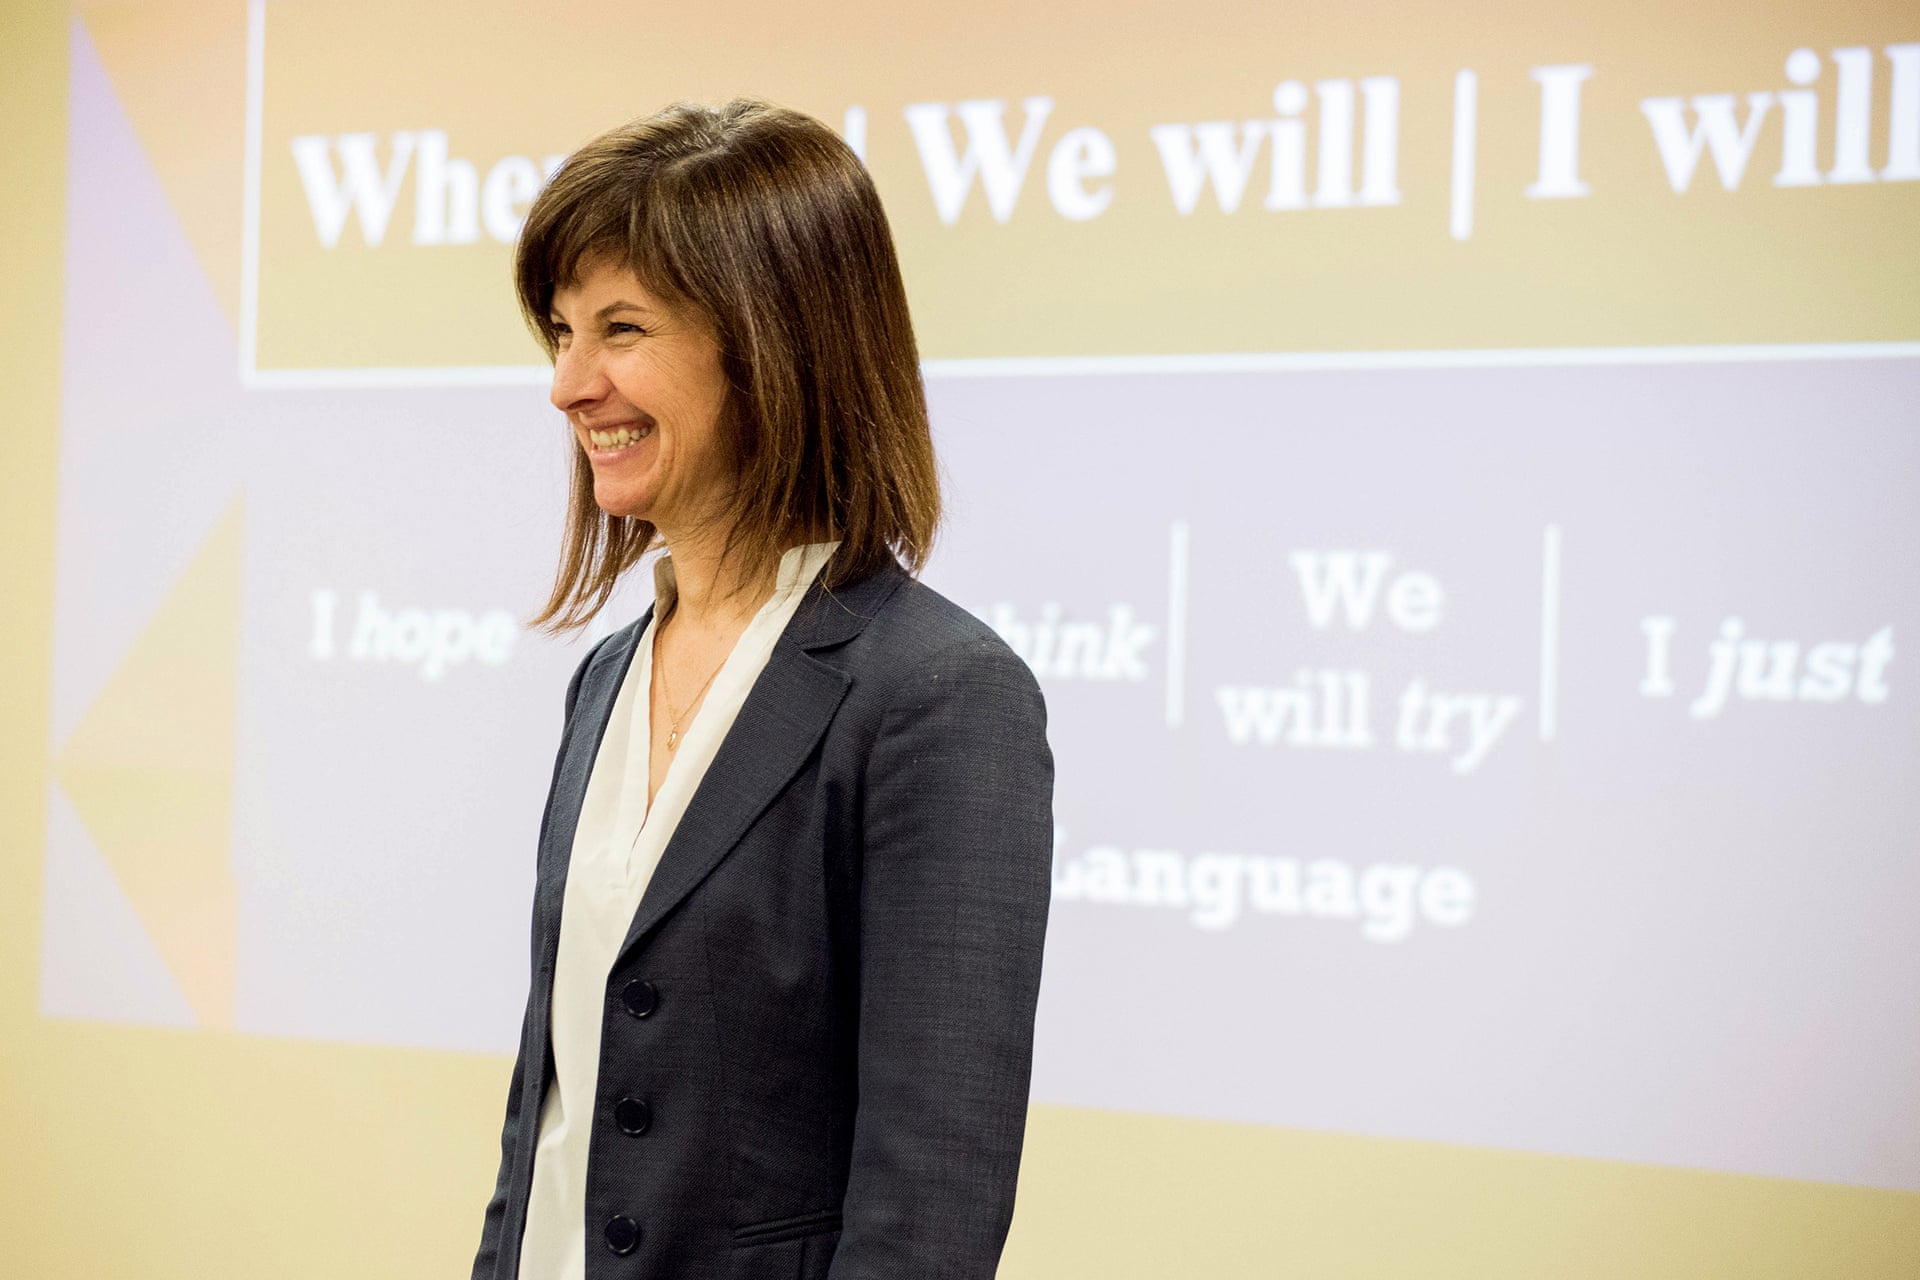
xmin=651 ymin=540 xmax=842 ymax=617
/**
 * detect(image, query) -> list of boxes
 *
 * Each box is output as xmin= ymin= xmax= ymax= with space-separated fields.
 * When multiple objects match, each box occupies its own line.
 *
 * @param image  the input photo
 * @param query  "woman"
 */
xmin=470 ymin=100 xmax=1055 ymax=1280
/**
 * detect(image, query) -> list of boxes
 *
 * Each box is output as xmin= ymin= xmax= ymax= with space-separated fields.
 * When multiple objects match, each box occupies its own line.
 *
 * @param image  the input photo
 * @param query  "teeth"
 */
xmin=589 ymin=424 xmax=652 ymax=450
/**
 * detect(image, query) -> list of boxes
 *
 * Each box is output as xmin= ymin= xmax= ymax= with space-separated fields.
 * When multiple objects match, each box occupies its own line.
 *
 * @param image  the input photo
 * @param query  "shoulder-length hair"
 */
xmin=514 ymin=99 xmax=939 ymax=633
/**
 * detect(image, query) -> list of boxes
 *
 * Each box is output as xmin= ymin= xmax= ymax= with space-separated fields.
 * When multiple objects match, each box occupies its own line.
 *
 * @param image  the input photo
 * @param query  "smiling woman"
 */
xmin=471 ymin=101 xmax=1055 ymax=1280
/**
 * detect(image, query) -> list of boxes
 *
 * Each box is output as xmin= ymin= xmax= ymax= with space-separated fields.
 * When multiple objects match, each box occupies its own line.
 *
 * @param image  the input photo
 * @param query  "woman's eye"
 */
xmin=607 ymin=322 xmax=644 ymax=336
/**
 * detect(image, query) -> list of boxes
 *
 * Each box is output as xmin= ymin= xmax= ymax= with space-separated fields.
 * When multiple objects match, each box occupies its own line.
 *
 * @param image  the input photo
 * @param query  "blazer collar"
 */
xmin=781 ymin=554 xmax=909 ymax=652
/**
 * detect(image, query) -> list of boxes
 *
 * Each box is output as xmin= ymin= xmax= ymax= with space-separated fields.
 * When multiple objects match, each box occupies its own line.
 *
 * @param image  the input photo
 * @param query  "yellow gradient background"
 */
xmin=6 ymin=2 xmax=1919 ymax=1276
xmin=253 ymin=0 xmax=1920 ymax=369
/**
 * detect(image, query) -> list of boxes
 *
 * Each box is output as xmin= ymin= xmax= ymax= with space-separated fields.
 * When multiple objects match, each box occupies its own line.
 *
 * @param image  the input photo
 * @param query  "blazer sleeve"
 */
xmin=471 ymin=636 xmax=607 ymax=1280
xmin=830 ymin=634 xmax=1055 ymax=1279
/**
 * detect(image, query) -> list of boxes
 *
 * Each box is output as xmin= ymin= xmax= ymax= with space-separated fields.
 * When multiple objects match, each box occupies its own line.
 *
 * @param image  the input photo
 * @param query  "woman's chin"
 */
xmin=587 ymin=470 xmax=664 ymax=521
xmin=591 ymin=485 xmax=657 ymax=524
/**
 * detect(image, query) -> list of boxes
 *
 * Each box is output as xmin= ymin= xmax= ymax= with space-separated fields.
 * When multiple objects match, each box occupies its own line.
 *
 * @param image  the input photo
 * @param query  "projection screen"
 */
xmin=12 ymin=0 xmax=1919 ymax=1275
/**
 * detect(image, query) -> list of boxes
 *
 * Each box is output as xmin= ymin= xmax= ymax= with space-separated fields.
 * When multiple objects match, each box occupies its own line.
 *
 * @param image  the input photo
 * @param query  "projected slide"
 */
xmin=41 ymin=0 xmax=1919 ymax=1229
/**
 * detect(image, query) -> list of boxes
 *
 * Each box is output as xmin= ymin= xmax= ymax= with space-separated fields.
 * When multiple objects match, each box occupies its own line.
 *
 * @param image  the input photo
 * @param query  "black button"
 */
xmin=614 ymin=1096 xmax=652 ymax=1136
xmin=621 ymin=979 xmax=658 ymax=1019
xmin=604 ymin=1215 xmax=640 ymax=1255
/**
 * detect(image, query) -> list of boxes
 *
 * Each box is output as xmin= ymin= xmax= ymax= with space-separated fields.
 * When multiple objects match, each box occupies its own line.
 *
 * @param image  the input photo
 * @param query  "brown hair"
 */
xmin=515 ymin=99 xmax=940 ymax=633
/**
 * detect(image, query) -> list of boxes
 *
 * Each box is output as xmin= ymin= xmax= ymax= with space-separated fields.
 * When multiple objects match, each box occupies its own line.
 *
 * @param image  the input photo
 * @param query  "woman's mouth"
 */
xmin=586 ymin=422 xmax=654 ymax=454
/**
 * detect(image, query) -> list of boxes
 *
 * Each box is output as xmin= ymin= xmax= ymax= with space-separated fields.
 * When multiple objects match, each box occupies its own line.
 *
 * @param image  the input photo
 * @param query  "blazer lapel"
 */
xmin=613 ymin=560 xmax=907 ymax=964
xmin=534 ymin=610 xmax=650 ymax=951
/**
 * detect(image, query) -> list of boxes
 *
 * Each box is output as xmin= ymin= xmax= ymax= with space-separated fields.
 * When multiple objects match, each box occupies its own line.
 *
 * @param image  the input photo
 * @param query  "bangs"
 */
xmin=513 ymin=155 xmax=686 ymax=357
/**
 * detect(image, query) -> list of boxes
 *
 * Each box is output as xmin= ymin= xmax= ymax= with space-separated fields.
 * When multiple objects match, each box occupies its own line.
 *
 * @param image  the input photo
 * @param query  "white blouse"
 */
xmin=516 ymin=540 xmax=841 ymax=1280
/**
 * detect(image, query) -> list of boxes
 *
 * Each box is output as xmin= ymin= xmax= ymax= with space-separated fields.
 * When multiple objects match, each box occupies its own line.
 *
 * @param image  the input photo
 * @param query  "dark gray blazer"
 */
xmin=472 ymin=558 xmax=1054 ymax=1280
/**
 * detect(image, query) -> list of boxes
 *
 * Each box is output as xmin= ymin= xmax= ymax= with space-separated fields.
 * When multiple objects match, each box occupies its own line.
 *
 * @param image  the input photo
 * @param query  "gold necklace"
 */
xmin=653 ymin=622 xmax=727 ymax=751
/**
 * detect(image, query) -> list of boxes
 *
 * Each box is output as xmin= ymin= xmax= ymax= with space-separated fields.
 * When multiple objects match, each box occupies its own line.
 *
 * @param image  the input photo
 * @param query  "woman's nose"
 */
xmin=549 ymin=343 xmax=607 ymax=414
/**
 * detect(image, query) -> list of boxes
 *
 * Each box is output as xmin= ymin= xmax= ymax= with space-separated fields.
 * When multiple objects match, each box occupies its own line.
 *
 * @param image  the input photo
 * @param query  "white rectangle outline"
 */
xmin=239 ymin=0 xmax=264 ymax=383
xmin=239 ymin=0 xmax=1920 ymax=391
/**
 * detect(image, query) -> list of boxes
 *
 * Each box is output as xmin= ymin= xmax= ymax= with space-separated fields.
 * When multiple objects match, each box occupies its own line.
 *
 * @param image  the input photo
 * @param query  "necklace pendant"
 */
xmin=666 ymin=728 xmax=679 ymax=751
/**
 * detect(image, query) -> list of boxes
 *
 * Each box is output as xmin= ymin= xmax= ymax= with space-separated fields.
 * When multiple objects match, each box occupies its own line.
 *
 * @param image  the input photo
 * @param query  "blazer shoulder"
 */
xmin=851 ymin=573 xmax=1036 ymax=694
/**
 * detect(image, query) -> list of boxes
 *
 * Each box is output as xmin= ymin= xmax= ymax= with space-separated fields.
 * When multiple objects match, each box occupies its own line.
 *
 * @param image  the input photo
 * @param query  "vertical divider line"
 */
xmin=1540 ymin=523 xmax=1561 ymax=742
xmin=240 ymin=0 xmax=265 ymax=386
xmin=841 ymin=105 xmax=868 ymax=163
xmin=1166 ymin=520 xmax=1190 ymax=728
xmin=1450 ymin=69 xmax=1478 ymax=242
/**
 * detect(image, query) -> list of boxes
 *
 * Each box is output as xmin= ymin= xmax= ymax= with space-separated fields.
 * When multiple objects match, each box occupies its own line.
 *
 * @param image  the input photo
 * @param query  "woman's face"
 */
xmin=548 ymin=258 xmax=732 ymax=535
